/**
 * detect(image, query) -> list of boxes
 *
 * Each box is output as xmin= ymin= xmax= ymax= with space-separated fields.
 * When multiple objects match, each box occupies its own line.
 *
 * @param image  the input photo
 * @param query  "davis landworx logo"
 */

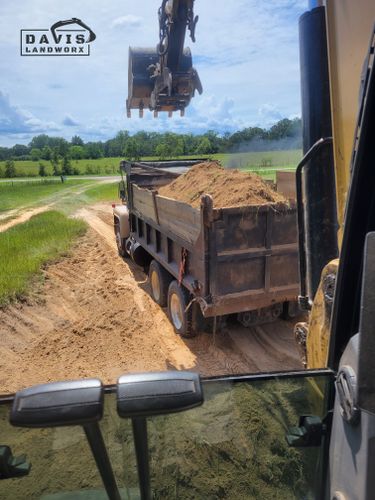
xmin=20 ymin=18 xmax=96 ymax=56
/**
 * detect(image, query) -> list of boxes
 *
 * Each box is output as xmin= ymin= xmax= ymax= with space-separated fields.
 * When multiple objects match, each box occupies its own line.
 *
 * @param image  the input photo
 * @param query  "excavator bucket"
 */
xmin=127 ymin=47 xmax=202 ymax=117
xmin=126 ymin=0 xmax=202 ymax=118
xmin=127 ymin=48 xmax=158 ymax=118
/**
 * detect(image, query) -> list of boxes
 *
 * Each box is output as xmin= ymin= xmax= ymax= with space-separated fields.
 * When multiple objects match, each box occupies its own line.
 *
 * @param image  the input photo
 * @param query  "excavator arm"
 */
xmin=126 ymin=0 xmax=202 ymax=118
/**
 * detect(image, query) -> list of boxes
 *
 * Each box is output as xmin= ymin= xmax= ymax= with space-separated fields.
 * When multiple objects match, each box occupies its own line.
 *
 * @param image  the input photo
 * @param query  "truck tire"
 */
xmin=167 ymin=280 xmax=195 ymax=338
xmin=149 ymin=260 xmax=172 ymax=307
xmin=115 ymin=222 xmax=127 ymax=257
xmin=282 ymin=300 xmax=300 ymax=320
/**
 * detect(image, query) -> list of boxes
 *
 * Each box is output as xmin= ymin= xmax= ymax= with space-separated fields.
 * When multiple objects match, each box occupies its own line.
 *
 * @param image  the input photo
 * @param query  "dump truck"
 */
xmin=113 ymin=159 xmax=299 ymax=336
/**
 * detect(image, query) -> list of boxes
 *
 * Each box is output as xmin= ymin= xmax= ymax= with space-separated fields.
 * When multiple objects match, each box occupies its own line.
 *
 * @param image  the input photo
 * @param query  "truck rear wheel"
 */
xmin=149 ymin=260 xmax=172 ymax=307
xmin=167 ymin=280 xmax=195 ymax=338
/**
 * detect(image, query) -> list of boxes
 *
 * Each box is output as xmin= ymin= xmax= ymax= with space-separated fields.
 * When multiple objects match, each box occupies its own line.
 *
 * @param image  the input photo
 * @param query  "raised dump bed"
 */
xmin=115 ymin=160 xmax=299 ymax=336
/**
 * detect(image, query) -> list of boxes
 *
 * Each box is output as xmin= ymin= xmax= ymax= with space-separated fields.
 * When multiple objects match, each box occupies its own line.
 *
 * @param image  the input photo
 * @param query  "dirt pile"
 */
xmin=158 ymin=161 xmax=287 ymax=208
xmin=0 ymin=226 xmax=196 ymax=394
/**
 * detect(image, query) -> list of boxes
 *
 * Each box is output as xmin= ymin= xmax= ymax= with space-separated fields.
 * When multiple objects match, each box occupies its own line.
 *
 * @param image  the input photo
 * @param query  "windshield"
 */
xmin=0 ymin=372 xmax=331 ymax=499
xmin=0 ymin=0 xmax=316 ymax=397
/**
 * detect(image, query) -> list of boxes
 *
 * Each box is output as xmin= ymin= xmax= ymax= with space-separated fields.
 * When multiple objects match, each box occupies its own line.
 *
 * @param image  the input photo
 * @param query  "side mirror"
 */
xmin=118 ymin=180 xmax=127 ymax=202
xmin=117 ymin=371 xmax=203 ymax=418
xmin=10 ymin=379 xmax=103 ymax=428
xmin=10 ymin=379 xmax=121 ymax=500
xmin=116 ymin=371 xmax=203 ymax=500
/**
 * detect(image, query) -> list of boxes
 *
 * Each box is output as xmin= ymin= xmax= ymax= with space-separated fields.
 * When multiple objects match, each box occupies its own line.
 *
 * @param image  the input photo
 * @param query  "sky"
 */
xmin=0 ymin=0 xmax=307 ymax=147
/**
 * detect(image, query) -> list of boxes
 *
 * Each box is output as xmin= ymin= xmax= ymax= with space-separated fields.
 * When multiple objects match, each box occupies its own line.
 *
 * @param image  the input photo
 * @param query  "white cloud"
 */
xmin=258 ymin=104 xmax=283 ymax=125
xmin=0 ymin=91 xmax=59 ymax=135
xmin=62 ymin=114 xmax=80 ymax=126
xmin=111 ymin=15 xmax=142 ymax=28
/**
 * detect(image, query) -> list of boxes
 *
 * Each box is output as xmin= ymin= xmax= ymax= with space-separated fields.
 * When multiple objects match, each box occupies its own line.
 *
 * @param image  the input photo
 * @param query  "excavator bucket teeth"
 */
xmin=127 ymin=47 xmax=158 ymax=117
xmin=127 ymin=46 xmax=202 ymax=117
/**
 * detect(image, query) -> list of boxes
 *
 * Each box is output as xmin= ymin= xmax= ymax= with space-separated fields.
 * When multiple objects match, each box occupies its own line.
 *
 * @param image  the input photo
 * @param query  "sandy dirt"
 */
xmin=158 ymin=161 xmax=287 ymax=208
xmin=0 ymin=205 xmax=52 ymax=233
xmin=0 ymin=203 xmax=302 ymax=395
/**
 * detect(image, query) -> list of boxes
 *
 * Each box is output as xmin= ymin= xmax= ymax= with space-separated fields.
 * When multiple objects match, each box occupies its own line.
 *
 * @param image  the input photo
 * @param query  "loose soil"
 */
xmin=158 ymin=161 xmax=287 ymax=208
xmin=0 ymin=203 xmax=302 ymax=395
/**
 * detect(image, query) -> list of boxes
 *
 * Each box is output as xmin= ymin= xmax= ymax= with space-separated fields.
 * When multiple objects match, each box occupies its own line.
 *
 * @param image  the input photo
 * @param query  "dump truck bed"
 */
xmin=124 ymin=160 xmax=299 ymax=317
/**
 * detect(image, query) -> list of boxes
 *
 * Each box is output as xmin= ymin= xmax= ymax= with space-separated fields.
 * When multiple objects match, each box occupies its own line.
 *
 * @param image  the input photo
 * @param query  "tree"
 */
xmin=38 ymin=163 xmax=47 ymax=177
xmin=104 ymin=131 xmax=130 ymax=157
xmin=220 ymin=131 xmax=231 ymax=152
xmin=31 ymin=148 xmax=42 ymax=161
xmin=69 ymin=145 xmax=85 ymax=160
xmin=0 ymin=147 xmax=11 ymax=161
xmin=51 ymin=148 xmax=60 ymax=176
xmin=5 ymin=159 xmax=16 ymax=178
xmin=11 ymin=144 xmax=29 ymax=158
xmin=0 ymin=117 xmax=304 ymax=174
xmin=268 ymin=118 xmax=294 ymax=140
xmin=42 ymin=146 xmax=52 ymax=160
xmin=61 ymin=155 xmax=72 ymax=176
xmin=184 ymin=134 xmax=199 ymax=155
xmin=195 ymin=137 xmax=212 ymax=155
xmin=29 ymin=134 xmax=50 ymax=150
xmin=161 ymin=133 xmax=184 ymax=157
xmin=123 ymin=139 xmax=141 ymax=160
xmin=71 ymin=135 xmax=84 ymax=146
xmin=204 ymin=131 xmax=220 ymax=153
xmin=114 ymin=131 xmax=130 ymax=155
xmin=47 ymin=137 xmax=69 ymax=156
xmin=133 ymin=131 xmax=153 ymax=156
xmin=85 ymin=142 xmax=103 ymax=159
xmin=155 ymin=143 xmax=170 ymax=160
xmin=170 ymin=137 xmax=184 ymax=157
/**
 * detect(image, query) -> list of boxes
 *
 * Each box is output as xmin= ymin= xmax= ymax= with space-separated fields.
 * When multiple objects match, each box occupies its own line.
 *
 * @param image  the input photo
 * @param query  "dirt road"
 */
xmin=0 ymin=203 xmax=302 ymax=395
xmin=0 ymin=179 xmax=114 ymax=233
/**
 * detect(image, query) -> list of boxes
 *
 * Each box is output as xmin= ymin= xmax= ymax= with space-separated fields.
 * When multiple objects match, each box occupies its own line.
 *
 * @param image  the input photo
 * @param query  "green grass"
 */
xmin=0 ymin=179 xmax=90 ymax=213
xmin=0 ymin=211 xmax=87 ymax=305
xmin=83 ymin=182 xmax=119 ymax=202
xmin=0 ymin=157 xmax=122 ymax=177
xmin=0 ymin=150 xmax=302 ymax=179
xmin=219 ymin=149 xmax=301 ymax=169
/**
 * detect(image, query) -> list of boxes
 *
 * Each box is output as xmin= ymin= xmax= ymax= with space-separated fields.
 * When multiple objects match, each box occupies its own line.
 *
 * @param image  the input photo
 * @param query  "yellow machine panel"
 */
xmin=305 ymin=1 xmax=375 ymax=368
xmin=325 ymin=0 xmax=375 ymax=242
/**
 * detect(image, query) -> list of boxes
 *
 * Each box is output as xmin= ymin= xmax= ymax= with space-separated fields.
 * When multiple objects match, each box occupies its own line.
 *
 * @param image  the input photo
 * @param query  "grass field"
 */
xmin=0 ymin=150 xmax=301 ymax=179
xmin=0 ymin=211 xmax=87 ymax=305
xmin=0 ymin=179 xmax=91 ymax=213
xmin=0 ymin=157 xmax=122 ymax=177
xmin=83 ymin=182 xmax=119 ymax=203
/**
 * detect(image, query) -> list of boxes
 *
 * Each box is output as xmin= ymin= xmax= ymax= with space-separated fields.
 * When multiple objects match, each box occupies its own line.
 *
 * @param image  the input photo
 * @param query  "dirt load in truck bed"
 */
xmin=158 ymin=161 xmax=288 ymax=208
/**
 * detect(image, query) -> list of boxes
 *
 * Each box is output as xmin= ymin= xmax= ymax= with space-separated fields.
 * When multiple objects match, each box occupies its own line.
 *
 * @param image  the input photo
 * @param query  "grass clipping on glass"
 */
xmin=158 ymin=161 xmax=288 ymax=208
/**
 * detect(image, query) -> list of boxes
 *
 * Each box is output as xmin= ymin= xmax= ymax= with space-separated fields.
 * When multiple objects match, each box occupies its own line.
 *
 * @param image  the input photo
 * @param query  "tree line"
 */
xmin=0 ymin=118 xmax=301 ymax=164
